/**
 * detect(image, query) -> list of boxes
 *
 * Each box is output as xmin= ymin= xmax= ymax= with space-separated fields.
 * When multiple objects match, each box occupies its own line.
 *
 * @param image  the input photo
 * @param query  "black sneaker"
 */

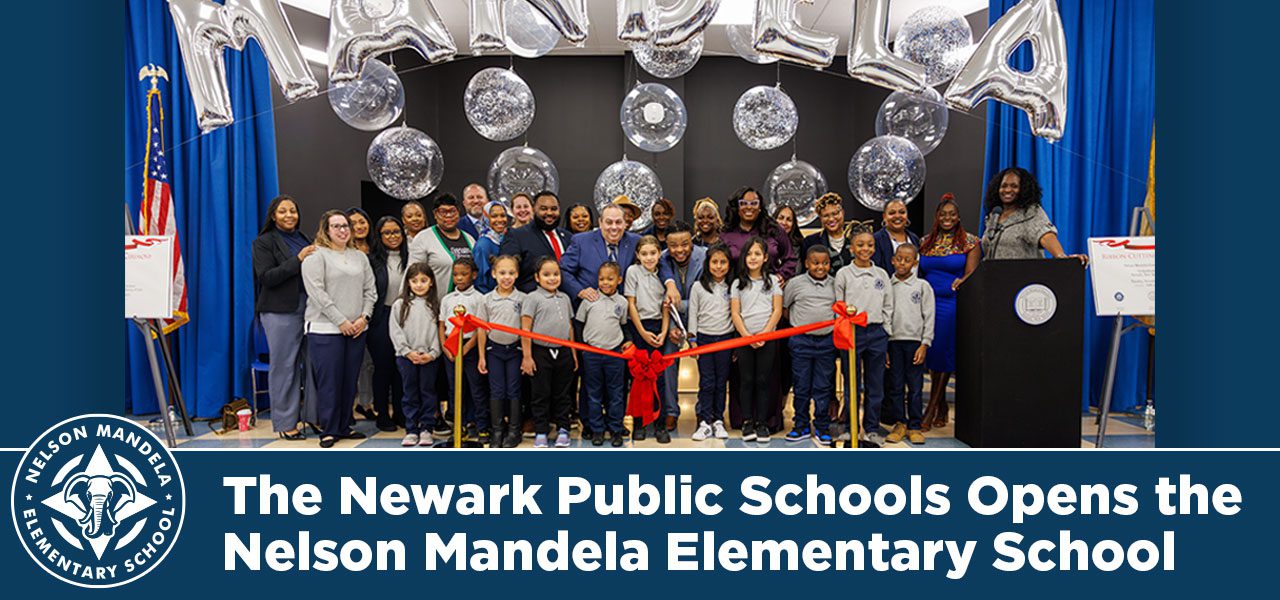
xmin=501 ymin=430 xmax=521 ymax=448
xmin=742 ymin=421 xmax=757 ymax=442
xmin=341 ymin=430 xmax=367 ymax=440
xmin=632 ymin=419 xmax=647 ymax=441
xmin=756 ymin=424 xmax=771 ymax=444
xmin=591 ymin=431 xmax=605 ymax=446
xmin=611 ymin=433 xmax=625 ymax=447
xmin=479 ymin=429 xmax=491 ymax=445
xmin=433 ymin=420 xmax=452 ymax=435
xmin=465 ymin=423 xmax=479 ymax=440
xmin=376 ymin=418 xmax=398 ymax=432
xmin=655 ymin=424 xmax=671 ymax=444
xmin=354 ymin=405 xmax=376 ymax=420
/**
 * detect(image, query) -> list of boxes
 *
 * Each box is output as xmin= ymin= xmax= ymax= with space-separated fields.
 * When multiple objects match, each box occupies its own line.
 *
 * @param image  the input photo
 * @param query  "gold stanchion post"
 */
xmin=453 ymin=306 xmax=466 ymax=449
xmin=846 ymin=306 xmax=858 ymax=449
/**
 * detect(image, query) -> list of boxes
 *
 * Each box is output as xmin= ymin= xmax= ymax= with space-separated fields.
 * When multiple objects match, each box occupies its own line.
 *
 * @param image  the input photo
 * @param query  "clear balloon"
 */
xmin=631 ymin=35 xmax=704 ymax=79
xmin=328 ymin=59 xmax=404 ymax=132
xmin=328 ymin=0 xmax=457 ymax=84
xmin=765 ymin=159 xmax=827 ymax=226
xmin=848 ymin=135 xmax=926 ymax=211
xmin=488 ymin=146 xmax=560 ymax=205
xmin=893 ymin=5 xmax=974 ymax=87
xmin=875 ymin=88 xmax=949 ymax=156
xmin=469 ymin=0 xmax=589 ymax=54
xmin=503 ymin=0 xmax=559 ymax=58
xmin=620 ymin=83 xmax=687 ymax=153
xmin=465 ymin=68 xmax=536 ymax=141
xmin=944 ymin=0 xmax=1068 ymax=141
xmin=752 ymin=0 xmax=838 ymax=68
xmin=367 ymin=126 xmax=444 ymax=200
xmin=726 ymin=23 xmax=778 ymax=64
xmin=732 ymin=85 xmax=798 ymax=151
xmin=168 ymin=0 xmax=318 ymax=132
xmin=846 ymin=0 xmax=927 ymax=94
xmin=593 ymin=160 xmax=663 ymax=231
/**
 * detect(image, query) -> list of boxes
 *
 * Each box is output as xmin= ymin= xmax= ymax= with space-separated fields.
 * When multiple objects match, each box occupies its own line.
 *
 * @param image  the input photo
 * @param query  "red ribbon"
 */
xmin=443 ymin=303 xmax=868 ymax=420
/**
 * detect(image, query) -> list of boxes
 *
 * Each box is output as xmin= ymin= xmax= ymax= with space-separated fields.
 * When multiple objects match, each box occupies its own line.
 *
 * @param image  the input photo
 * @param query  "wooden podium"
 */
xmin=955 ymin=259 xmax=1085 ymax=447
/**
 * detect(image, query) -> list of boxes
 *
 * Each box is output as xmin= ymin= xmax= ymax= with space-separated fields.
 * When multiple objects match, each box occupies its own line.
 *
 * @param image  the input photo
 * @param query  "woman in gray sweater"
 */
xmin=302 ymin=210 xmax=377 ymax=448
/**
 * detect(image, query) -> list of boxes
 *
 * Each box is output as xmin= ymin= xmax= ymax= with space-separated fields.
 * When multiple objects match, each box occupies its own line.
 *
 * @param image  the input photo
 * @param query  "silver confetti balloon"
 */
xmin=893 ymin=5 xmax=974 ymax=86
xmin=367 ymin=126 xmax=444 ymax=200
xmin=726 ymin=23 xmax=777 ymax=64
xmin=732 ymin=85 xmax=798 ymax=151
xmin=620 ymin=83 xmax=687 ymax=153
xmin=504 ymin=0 xmax=560 ymax=58
xmin=593 ymin=159 xmax=663 ymax=231
xmin=487 ymin=146 xmax=560 ymax=205
xmin=464 ymin=67 xmax=535 ymax=141
xmin=328 ymin=59 xmax=405 ymax=132
xmin=874 ymin=88 xmax=949 ymax=156
xmin=765 ymin=159 xmax=826 ymax=226
xmin=848 ymin=135 xmax=926 ymax=211
xmin=630 ymin=35 xmax=703 ymax=79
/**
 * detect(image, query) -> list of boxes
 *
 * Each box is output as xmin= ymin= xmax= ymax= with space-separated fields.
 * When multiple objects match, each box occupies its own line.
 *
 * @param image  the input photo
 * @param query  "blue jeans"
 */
xmin=886 ymin=340 xmax=926 ymax=430
xmin=308 ymin=333 xmax=366 ymax=438
xmin=662 ymin=336 xmax=682 ymax=420
xmin=838 ymin=324 xmax=889 ymax=434
xmin=583 ymin=349 xmax=627 ymax=434
xmin=396 ymin=356 xmax=439 ymax=435
xmin=694 ymin=332 xmax=734 ymax=424
xmin=790 ymin=334 xmax=836 ymax=431
xmin=486 ymin=342 xmax=522 ymax=430
xmin=445 ymin=344 xmax=489 ymax=431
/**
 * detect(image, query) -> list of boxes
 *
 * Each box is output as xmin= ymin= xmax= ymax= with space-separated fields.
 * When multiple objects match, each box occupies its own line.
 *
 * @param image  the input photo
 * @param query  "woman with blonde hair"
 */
xmin=692 ymin=197 xmax=722 ymax=247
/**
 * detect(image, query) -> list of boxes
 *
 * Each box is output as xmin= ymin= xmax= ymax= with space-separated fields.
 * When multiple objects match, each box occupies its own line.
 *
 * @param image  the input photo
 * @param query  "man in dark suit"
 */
xmin=501 ymin=190 xmax=573 ymax=293
xmin=458 ymin=182 xmax=489 ymax=240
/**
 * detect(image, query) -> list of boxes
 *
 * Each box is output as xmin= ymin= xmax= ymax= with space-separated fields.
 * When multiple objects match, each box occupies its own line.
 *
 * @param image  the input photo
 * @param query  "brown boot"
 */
xmin=885 ymin=423 xmax=908 ymax=444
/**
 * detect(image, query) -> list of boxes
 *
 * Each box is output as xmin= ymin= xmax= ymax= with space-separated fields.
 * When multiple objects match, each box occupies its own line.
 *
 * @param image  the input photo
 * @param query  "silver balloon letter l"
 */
xmin=329 ymin=0 xmax=457 ymax=83
xmin=846 ymin=0 xmax=927 ymax=93
xmin=944 ymin=0 xmax=1068 ymax=141
xmin=168 ymin=0 xmax=319 ymax=132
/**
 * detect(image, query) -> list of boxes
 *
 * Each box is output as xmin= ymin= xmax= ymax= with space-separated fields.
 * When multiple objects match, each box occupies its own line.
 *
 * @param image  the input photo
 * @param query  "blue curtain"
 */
xmin=125 ymin=0 xmax=280 ymax=417
xmin=982 ymin=0 xmax=1154 ymax=412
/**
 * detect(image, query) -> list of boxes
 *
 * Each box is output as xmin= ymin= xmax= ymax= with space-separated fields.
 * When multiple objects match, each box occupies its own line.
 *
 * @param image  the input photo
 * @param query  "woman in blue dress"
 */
xmin=918 ymin=194 xmax=980 ymax=430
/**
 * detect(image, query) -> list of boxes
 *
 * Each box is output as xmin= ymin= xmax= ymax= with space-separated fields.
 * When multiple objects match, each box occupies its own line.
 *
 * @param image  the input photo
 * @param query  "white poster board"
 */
xmin=1087 ymin=236 xmax=1155 ymax=317
xmin=126 ymin=236 xmax=174 ymax=320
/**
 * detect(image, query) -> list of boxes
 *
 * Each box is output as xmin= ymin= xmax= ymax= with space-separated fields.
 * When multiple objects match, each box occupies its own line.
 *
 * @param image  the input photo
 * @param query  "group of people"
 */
xmin=251 ymin=167 xmax=1085 ymax=448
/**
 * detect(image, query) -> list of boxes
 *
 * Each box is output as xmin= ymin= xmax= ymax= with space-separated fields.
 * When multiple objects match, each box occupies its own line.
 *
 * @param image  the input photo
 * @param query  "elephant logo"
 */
xmin=62 ymin=472 xmax=137 ymax=540
xmin=12 ymin=414 xmax=185 ymax=588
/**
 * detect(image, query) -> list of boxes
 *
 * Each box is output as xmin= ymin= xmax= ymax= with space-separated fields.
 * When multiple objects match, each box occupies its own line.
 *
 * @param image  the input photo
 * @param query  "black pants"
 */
xmin=367 ymin=307 xmax=403 ymax=423
xmin=531 ymin=345 xmax=574 ymax=435
xmin=735 ymin=340 xmax=777 ymax=425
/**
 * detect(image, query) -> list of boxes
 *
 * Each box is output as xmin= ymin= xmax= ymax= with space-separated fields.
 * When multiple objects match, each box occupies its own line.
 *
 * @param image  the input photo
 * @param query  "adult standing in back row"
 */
xmin=719 ymin=187 xmax=797 ymax=280
xmin=409 ymin=193 xmax=475 ymax=303
xmin=501 ymin=191 xmax=573 ymax=293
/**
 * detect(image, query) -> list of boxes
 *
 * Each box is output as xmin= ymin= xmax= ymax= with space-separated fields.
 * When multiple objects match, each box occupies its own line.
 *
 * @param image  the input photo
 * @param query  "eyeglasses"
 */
xmin=330 ymin=223 xmax=351 ymax=230
xmin=739 ymin=200 xmax=760 ymax=208
xmin=381 ymin=230 xmax=403 ymax=237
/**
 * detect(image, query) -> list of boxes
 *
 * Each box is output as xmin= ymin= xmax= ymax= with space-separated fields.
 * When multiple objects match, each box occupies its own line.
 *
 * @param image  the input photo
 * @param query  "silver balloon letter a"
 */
xmin=846 ymin=0 xmax=927 ymax=93
xmin=329 ymin=0 xmax=457 ymax=83
xmin=753 ymin=0 xmax=838 ymax=68
xmin=470 ymin=0 xmax=589 ymax=54
xmin=944 ymin=0 xmax=1068 ymax=141
xmin=168 ymin=0 xmax=318 ymax=132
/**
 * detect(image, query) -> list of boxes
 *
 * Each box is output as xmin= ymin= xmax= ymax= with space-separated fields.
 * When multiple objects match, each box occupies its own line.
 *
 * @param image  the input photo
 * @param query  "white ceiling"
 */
xmin=281 ymin=0 xmax=988 ymax=60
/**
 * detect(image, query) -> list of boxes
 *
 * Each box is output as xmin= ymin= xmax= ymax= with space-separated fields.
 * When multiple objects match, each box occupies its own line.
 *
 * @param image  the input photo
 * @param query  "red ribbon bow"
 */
xmin=445 ymin=313 xmax=483 ymax=355
xmin=623 ymin=347 xmax=673 ymax=424
xmin=832 ymin=302 xmax=869 ymax=351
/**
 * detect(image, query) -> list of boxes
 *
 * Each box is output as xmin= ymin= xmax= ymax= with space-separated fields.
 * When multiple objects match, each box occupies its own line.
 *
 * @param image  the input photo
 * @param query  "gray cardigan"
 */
xmin=301 ymin=247 xmax=376 ymax=335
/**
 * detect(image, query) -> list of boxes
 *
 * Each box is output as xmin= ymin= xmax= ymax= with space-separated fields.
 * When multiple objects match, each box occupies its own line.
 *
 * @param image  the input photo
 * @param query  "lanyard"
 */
xmin=431 ymin=226 xmax=473 ymax=292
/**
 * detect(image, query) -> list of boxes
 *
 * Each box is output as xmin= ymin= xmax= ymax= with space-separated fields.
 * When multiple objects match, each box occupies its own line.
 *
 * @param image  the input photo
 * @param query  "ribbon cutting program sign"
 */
xmin=125 ymin=236 xmax=173 ymax=320
xmin=1087 ymin=237 xmax=1155 ymax=317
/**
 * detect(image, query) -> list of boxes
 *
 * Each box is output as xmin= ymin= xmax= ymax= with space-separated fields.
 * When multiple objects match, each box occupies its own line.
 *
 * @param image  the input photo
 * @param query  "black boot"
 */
xmin=490 ymin=424 xmax=506 ymax=448
xmin=655 ymin=417 xmax=671 ymax=444
xmin=632 ymin=418 xmax=646 ymax=441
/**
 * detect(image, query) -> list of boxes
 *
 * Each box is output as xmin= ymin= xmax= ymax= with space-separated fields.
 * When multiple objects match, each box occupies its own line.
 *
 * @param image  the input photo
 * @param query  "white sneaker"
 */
xmin=401 ymin=433 xmax=419 ymax=447
xmin=691 ymin=421 xmax=713 ymax=441
xmin=712 ymin=420 xmax=729 ymax=439
xmin=417 ymin=432 xmax=434 ymax=446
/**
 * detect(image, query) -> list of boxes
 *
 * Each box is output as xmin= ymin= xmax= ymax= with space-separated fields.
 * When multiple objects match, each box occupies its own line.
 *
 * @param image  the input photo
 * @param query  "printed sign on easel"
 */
xmin=126 ymin=236 xmax=174 ymax=320
xmin=1087 ymin=237 xmax=1155 ymax=317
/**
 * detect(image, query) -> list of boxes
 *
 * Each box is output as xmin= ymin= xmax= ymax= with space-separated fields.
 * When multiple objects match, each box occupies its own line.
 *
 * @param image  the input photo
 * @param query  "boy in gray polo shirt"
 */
xmin=575 ymin=262 xmax=634 ymax=447
xmin=783 ymin=246 xmax=839 ymax=445
xmin=885 ymin=244 xmax=935 ymax=445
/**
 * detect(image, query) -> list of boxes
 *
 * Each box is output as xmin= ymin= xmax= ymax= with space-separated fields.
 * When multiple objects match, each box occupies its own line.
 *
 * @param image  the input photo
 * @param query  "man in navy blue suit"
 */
xmin=501 ymin=190 xmax=574 ymax=293
xmin=561 ymin=204 xmax=681 ymax=305
xmin=458 ymin=182 xmax=489 ymax=240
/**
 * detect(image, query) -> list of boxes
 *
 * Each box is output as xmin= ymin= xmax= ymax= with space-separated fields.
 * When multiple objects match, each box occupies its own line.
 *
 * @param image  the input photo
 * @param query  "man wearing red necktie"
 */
xmin=501 ymin=190 xmax=574 ymax=293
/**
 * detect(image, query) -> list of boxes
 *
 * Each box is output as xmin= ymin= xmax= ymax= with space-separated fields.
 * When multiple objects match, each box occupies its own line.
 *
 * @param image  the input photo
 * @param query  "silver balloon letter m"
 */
xmin=168 ymin=0 xmax=319 ymax=132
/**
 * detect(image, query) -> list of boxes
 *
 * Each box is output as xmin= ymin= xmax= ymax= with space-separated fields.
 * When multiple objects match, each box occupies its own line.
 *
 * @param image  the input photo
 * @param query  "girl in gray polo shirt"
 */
xmin=730 ymin=237 xmax=784 ymax=444
xmin=520 ymin=258 xmax=577 ymax=448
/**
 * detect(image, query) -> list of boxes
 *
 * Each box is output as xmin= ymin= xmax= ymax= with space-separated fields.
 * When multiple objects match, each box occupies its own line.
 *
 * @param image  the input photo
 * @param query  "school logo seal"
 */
xmin=11 ymin=414 xmax=185 ymax=588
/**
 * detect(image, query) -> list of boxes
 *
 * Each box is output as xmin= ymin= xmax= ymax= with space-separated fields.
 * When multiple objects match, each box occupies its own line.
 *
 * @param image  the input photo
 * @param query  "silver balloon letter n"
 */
xmin=168 ymin=0 xmax=319 ymax=132
xmin=329 ymin=0 xmax=457 ymax=84
xmin=944 ymin=0 xmax=1068 ymax=141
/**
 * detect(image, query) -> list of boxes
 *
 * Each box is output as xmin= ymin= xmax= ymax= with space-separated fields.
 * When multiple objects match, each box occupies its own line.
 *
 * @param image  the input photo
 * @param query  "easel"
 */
xmin=1094 ymin=207 xmax=1155 ymax=448
xmin=126 ymin=204 xmax=193 ymax=448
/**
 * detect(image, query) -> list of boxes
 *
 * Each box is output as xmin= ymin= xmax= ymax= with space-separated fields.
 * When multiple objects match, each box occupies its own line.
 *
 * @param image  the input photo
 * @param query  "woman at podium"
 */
xmin=980 ymin=168 xmax=1087 ymax=264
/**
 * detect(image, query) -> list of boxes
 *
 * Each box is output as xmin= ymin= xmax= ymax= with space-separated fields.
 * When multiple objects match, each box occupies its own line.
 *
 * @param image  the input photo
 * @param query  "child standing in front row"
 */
xmin=625 ymin=235 xmax=672 ymax=444
xmin=884 ymin=244 xmax=934 ymax=445
xmin=477 ymin=255 xmax=525 ymax=448
xmin=783 ymin=245 xmax=838 ymax=446
xmin=521 ymin=258 xmax=578 ymax=448
xmin=687 ymin=244 xmax=735 ymax=442
xmin=730 ymin=236 xmax=784 ymax=445
xmin=576 ymin=261 xmax=633 ymax=447
xmin=439 ymin=258 xmax=489 ymax=443
xmin=389 ymin=263 xmax=442 ymax=447
xmin=833 ymin=227 xmax=894 ymax=446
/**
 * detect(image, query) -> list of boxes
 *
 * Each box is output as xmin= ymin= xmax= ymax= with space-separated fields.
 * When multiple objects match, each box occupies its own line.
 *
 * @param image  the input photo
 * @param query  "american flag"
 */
xmin=139 ymin=84 xmax=188 ymax=333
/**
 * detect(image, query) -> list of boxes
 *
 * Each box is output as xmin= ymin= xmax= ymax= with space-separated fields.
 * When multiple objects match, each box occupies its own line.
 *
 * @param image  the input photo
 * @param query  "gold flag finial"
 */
xmin=137 ymin=64 xmax=170 ymax=92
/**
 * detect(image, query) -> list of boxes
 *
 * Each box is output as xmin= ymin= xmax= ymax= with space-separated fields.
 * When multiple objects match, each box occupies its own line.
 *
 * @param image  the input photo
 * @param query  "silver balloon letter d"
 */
xmin=168 ymin=0 xmax=319 ymax=132
xmin=944 ymin=0 xmax=1068 ymax=141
